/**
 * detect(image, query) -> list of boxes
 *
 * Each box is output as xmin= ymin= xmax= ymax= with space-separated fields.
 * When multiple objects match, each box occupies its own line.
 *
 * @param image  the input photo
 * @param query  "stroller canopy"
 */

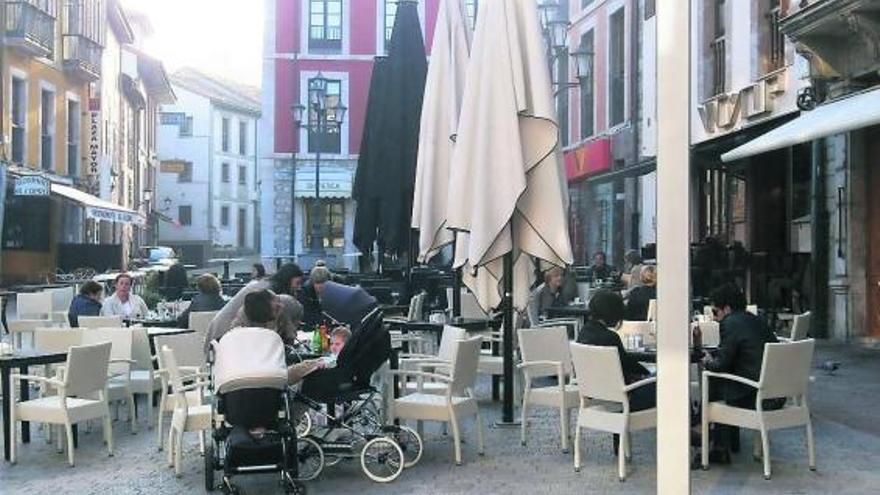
xmin=319 ymin=281 xmax=378 ymax=329
xmin=213 ymin=327 xmax=288 ymax=394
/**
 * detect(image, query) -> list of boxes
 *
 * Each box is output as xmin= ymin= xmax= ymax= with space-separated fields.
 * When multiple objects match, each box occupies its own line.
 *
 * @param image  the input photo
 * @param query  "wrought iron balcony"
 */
xmin=4 ymin=1 xmax=57 ymax=59
xmin=63 ymin=34 xmax=102 ymax=80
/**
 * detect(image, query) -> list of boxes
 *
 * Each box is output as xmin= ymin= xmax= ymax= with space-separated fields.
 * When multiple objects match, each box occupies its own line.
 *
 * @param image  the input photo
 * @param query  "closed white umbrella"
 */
xmin=447 ymin=0 xmax=573 ymax=312
xmin=411 ymin=0 xmax=472 ymax=263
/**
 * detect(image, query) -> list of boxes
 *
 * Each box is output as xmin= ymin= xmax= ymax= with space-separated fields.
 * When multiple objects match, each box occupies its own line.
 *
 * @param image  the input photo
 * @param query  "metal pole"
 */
xmin=501 ymin=251 xmax=515 ymax=424
xmin=656 ymin=0 xmax=692 ymax=492
xmin=811 ymin=138 xmax=828 ymax=337
xmin=309 ymin=95 xmax=326 ymax=258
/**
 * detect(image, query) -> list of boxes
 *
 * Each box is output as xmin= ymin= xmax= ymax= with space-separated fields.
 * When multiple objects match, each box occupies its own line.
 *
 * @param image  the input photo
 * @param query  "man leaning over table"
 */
xmin=101 ymin=273 xmax=149 ymax=320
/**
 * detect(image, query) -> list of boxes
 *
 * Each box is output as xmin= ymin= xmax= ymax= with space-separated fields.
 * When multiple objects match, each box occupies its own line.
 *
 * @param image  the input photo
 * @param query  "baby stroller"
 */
xmin=205 ymin=327 xmax=309 ymax=494
xmin=294 ymin=304 xmax=423 ymax=483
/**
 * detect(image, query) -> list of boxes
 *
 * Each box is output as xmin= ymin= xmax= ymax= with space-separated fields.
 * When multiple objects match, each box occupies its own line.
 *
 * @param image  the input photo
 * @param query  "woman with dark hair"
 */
xmin=576 ymin=290 xmax=655 ymax=411
xmin=204 ymin=263 xmax=305 ymax=353
xmin=68 ymin=281 xmax=104 ymax=327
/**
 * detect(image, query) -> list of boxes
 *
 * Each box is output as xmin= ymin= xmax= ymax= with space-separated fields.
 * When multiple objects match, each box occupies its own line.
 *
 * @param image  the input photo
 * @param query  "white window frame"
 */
xmin=298 ymin=70 xmax=350 ymax=158
xmin=66 ymin=93 xmax=81 ymax=177
xmin=575 ymin=17 xmax=598 ymax=142
xmin=39 ymin=81 xmax=57 ymax=172
xmin=9 ymin=68 xmax=28 ymax=165
xmin=605 ymin=1 xmax=629 ymax=131
xmin=301 ymin=0 xmax=351 ymax=56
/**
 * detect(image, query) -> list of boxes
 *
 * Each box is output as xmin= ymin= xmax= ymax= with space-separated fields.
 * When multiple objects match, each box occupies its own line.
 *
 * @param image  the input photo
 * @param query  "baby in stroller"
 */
xmin=207 ymin=290 xmax=306 ymax=494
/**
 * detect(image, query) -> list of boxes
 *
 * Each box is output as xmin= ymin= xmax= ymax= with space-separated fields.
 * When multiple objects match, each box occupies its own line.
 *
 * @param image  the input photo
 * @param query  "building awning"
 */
xmin=722 ymin=87 xmax=880 ymax=162
xmin=294 ymin=165 xmax=353 ymax=198
xmin=51 ymin=183 xmax=146 ymax=226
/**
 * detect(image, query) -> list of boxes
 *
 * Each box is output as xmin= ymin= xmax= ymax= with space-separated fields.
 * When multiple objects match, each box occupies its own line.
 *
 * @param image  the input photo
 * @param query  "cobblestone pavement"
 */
xmin=2 ymin=342 xmax=879 ymax=494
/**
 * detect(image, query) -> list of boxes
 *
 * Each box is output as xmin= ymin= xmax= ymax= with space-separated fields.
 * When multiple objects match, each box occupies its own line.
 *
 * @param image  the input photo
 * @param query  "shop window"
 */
xmin=3 ymin=196 xmax=51 ymax=251
xmin=304 ymin=200 xmax=345 ymax=248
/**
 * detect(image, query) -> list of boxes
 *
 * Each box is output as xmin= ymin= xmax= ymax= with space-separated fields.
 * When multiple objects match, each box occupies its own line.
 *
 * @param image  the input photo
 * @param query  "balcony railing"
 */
xmin=4 ymin=1 xmax=57 ymax=59
xmin=63 ymin=34 xmax=102 ymax=80
xmin=711 ymin=37 xmax=727 ymax=96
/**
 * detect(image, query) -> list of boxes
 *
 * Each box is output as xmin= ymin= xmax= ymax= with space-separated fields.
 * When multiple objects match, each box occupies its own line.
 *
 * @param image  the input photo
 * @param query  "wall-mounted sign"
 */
xmin=564 ymin=138 xmax=612 ymax=181
xmin=14 ymin=176 xmax=50 ymax=196
xmin=294 ymin=165 xmax=353 ymax=198
xmin=160 ymin=160 xmax=188 ymax=174
xmin=697 ymin=68 xmax=789 ymax=135
xmin=86 ymin=206 xmax=146 ymax=226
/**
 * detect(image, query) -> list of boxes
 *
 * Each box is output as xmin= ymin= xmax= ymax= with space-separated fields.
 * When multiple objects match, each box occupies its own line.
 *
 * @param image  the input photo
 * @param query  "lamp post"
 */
xmin=292 ymin=73 xmax=348 ymax=263
xmin=538 ymin=0 xmax=594 ymax=93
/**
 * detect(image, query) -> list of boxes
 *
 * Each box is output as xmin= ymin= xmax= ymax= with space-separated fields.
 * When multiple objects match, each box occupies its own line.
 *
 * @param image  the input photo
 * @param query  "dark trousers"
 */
xmin=628 ymin=381 xmax=656 ymax=412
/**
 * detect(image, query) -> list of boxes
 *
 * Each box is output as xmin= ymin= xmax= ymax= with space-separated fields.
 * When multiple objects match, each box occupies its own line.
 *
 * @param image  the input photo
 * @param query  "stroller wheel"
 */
xmin=204 ymin=439 xmax=215 ymax=491
xmin=283 ymin=472 xmax=307 ymax=495
xmin=388 ymin=425 xmax=423 ymax=468
xmin=360 ymin=437 xmax=405 ymax=483
xmin=296 ymin=411 xmax=312 ymax=438
xmin=294 ymin=437 xmax=324 ymax=481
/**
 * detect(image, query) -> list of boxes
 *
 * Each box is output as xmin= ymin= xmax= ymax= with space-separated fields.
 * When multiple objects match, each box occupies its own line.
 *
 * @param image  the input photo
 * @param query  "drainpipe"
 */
xmin=811 ymin=138 xmax=828 ymax=338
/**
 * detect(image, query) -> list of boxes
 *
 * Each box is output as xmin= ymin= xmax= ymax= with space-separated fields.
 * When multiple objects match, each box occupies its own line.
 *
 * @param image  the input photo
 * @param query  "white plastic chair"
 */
xmin=779 ymin=311 xmax=811 ymax=342
xmin=701 ymin=339 xmax=817 ymax=479
xmin=518 ymin=326 xmax=579 ymax=452
xmin=747 ymin=304 xmax=759 ymax=316
xmin=17 ymin=292 xmax=53 ymax=319
xmin=388 ymin=336 xmax=485 ymax=465
xmin=703 ymin=305 xmax=714 ymax=320
xmin=81 ymin=328 xmax=138 ymax=432
xmin=78 ymin=315 xmax=124 ymax=329
xmin=127 ymin=327 xmax=162 ymax=430
xmin=570 ymin=343 xmax=657 ymax=481
xmin=400 ymin=325 xmax=467 ymax=395
xmin=188 ymin=311 xmax=218 ymax=337
xmin=161 ymin=345 xmax=212 ymax=476
xmin=617 ymin=321 xmax=656 ymax=348
xmin=9 ymin=342 xmax=114 ymax=466
xmin=698 ymin=321 xmax=721 ymax=347
xmin=47 ymin=287 xmax=75 ymax=323
xmin=646 ymin=299 xmax=657 ymax=322
xmin=155 ymin=332 xmax=208 ymax=450
xmin=7 ymin=319 xmax=51 ymax=350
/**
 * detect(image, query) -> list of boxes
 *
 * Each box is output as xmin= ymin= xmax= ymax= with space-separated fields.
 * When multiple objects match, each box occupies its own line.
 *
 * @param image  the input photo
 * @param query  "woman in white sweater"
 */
xmin=101 ymin=273 xmax=149 ymax=319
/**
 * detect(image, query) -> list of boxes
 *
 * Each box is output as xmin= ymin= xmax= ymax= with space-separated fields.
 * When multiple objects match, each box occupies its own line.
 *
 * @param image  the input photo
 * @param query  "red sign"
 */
xmin=564 ymin=138 xmax=612 ymax=181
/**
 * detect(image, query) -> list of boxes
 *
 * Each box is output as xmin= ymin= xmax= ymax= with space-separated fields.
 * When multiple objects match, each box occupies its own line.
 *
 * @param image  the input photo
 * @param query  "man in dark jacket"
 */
xmin=703 ymin=283 xmax=783 ymax=462
xmin=68 ymin=281 xmax=103 ymax=327
xmin=576 ymin=290 xmax=654 ymax=411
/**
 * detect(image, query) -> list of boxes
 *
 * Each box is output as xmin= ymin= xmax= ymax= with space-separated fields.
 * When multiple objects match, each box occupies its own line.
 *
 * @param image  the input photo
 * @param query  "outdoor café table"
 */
xmin=387 ymin=317 xmax=502 ymax=346
xmin=126 ymin=317 xmax=181 ymax=329
xmin=1 ymin=349 xmax=68 ymax=461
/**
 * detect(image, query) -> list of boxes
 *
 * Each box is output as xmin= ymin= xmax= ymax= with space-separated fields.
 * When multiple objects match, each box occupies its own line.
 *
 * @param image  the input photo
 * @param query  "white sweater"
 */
xmin=101 ymin=292 xmax=149 ymax=319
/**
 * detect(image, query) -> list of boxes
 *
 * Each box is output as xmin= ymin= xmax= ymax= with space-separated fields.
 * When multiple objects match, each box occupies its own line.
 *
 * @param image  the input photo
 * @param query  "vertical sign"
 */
xmin=88 ymin=82 xmax=102 ymax=197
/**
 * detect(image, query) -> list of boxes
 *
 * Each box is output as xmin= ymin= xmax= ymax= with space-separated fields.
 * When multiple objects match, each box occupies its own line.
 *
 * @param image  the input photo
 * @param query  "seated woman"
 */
xmin=535 ymin=266 xmax=569 ymax=317
xmin=177 ymin=274 xmax=227 ymax=327
xmin=624 ymin=266 xmax=657 ymax=321
xmin=576 ymin=290 xmax=655 ymax=411
xmin=101 ymin=273 xmax=149 ymax=319
xmin=68 ymin=281 xmax=103 ymax=327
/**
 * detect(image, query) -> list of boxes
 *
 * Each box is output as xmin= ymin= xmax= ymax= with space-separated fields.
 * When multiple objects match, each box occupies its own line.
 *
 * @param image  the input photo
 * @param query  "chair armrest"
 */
xmin=701 ymin=371 xmax=759 ymax=389
xmin=777 ymin=336 xmax=793 ymax=343
xmin=385 ymin=369 xmax=453 ymax=384
xmin=178 ymin=381 xmax=211 ymax=393
xmin=11 ymin=373 xmax=65 ymax=391
xmin=623 ymin=376 xmax=657 ymax=392
xmin=397 ymin=353 xmax=440 ymax=360
xmin=110 ymin=358 xmax=137 ymax=365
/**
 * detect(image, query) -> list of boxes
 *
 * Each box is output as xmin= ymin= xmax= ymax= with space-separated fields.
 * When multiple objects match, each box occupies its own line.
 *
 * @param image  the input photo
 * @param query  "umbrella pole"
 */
xmin=451 ymin=237 xmax=461 ymax=317
xmin=496 ymin=250 xmax=518 ymax=426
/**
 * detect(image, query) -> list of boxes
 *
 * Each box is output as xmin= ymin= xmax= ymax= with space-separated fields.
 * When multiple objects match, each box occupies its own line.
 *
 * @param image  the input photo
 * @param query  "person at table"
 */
xmin=101 ymin=273 xmax=149 ymax=320
xmin=68 ymin=281 xmax=103 ymax=327
xmin=298 ymin=261 xmax=333 ymax=328
xmin=701 ymin=283 xmax=784 ymax=464
xmin=232 ymin=292 xmax=304 ymax=348
xmin=177 ymin=274 xmax=227 ymax=327
xmin=534 ymin=266 xmax=569 ymax=316
xmin=622 ymin=250 xmax=644 ymax=289
xmin=204 ymin=263 xmax=305 ymax=353
xmin=624 ymin=266 xmax=657 ymax=321
xmin=252 ymin=263 xmax=267 ymax=280
xmin=586 ymin=251 xmax=617 ymax=284
xmin=576 ymin=290 xmax=655 ymax=411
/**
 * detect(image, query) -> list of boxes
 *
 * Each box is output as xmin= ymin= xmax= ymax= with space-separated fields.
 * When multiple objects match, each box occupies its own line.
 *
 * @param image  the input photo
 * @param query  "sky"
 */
xmin=121 ymin=0 xmax=265 ymax=88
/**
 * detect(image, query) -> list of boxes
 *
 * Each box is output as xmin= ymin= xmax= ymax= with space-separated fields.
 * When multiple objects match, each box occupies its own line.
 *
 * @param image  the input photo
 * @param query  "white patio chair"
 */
xmin=570 ymin=343 xmax=657 ymax=481
xmin=476 ymin=325 xmax=520 ymax=402
xmin=17 ymin=291 xmax=53 ymax=319
xmin=400 ymin=325 xmax=467 ymax=395
xmin=388 ymin=336 xmax=485 ymax=465
xmin=518 ymin=326 xmax=579 ymax=453
xmin=701 ymin=339 xmax=817 ymax=479
xmin=161 ymin=345 xmax=212 ymax=476
xmin=617 ymin=321 xmax=656 ymax=347
xmin=646 ymin=299 xmax=657 ymax=322
xmin=81 ymin=328 xmax=138 ymax=432
xmin=78 ymin=315 xmax=123 ymax=329
xmin=8 ymin=319 xmax=51 ymax=350
xmin=747 ymin=304 xmax=759 ymax=316
xmin=703 ymin=305 xmax=714 ymax=320
xmin=698 ymin=320 xmax=721 ymax=347
xmin=155 ymin=332 xmax=208 ymax=450
xmin=188 ymin=311 xmax=218 ymax=337
xmin=128 ymin=327 xmax=162 ymax=430
xmin=9 ymin=342 xmax=114 ymax=467
xmin=779 ymin=311 xmax=810 ymax=342
xmin=47 ymin=287 xmax=75 ymax=323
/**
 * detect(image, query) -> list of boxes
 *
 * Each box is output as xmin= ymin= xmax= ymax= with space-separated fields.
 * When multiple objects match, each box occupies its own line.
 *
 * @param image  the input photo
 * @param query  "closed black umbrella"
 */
xmin=353 ymin=1 xmax=427 ymax=258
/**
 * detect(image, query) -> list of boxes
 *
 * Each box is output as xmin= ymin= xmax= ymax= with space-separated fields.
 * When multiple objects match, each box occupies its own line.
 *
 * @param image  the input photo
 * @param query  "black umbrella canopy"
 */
xmin=353 ymin=1 xmax=428 ymax=257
